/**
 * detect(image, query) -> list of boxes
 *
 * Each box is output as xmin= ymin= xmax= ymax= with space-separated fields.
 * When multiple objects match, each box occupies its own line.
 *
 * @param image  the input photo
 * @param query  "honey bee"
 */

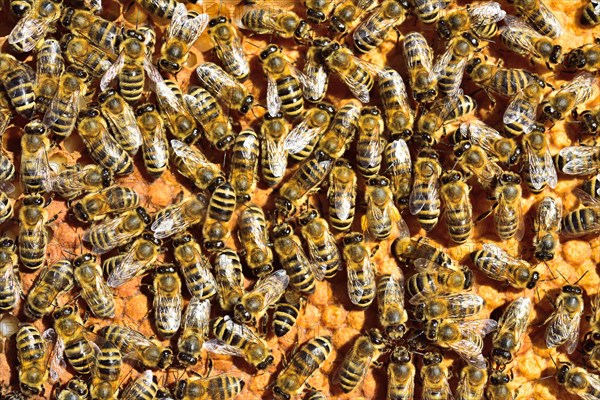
xmin=98 ymin=89 xmax=142 ymax=155
xmin=275 ymin=150 xmax=334 ymax=218
xmin=73 ymin=253 xmax=115 ymax=318
xmin=532 ymin=196 xmax=562 ymax=262
xmin=185 ymin=86 xmax=234 ymax=150
xmin=387 ymin=346 xmax=415 ymax=400
xmin=576 ymin=107 xmax=600 ymax=136
xmin=0 ymin=238 xmax=20 ymax=312
xmin=90 ymin=341 xmax=122 ymax=400
xmin=403 ymin=32 xmax=437 ymax=103
xmin=437 ymin=33 xmax=481 ymax=97
xmin=100 ymin=324 xmax=173 ymax=370
xmin=453 ymin=140 xmax=503 ymax=192
xmin=260 ymin=112 xmax=290 ymax=187
xmin=60 ymin=8 xmax=120 ymax=53
xmin=59 ymin=34 xmax=116 ymax=80
xmin=158 ymin=3 xmax=208 ymax=73
xmin=410 ymin=148 xmax=442 ymax=232
xmin=420 ymin=352 xmax=452 ymax=400
xmin=25 ymin=259 xmax=74 ymax=319
xmin=16 ymin=323 xmax=49 ymax=396
xmin=512 ymin=0 xmax=562 ymax=38
xmin=471 ymin=242 xmax=539 ymax=289
xmin=405 ymin=261 xmax=473 ymax=301
xmin=121 ymin=370 xmax=157 ymax=400
xmin=455 ymin=120 xmax=522 ymax=166
xmin=202 ymin=181 xmax=236 ymax=252
xmin=238 ymin=204 xmax=273 ymax=278
xmin=83 ymin=206 xmax=150 ymax=254
xmin=35 ymin=39 xmax=65 ymax=115
xmin=356 ymin=106 xmax=385 ymax=178
xmin=176 ymin=296 xmax=210 ymax=367
xmin=8 ymin=0 xmax=62 ymax=53
xmin=342 ymin=232 xmax=376 ymax=308
xmin=272 ymin=290 xmax=303 ymax=337
xmin=384 ymin=138 xmax=411 ymax=209
xmin=336 ymin=328 xmax=387 ymax=393
xmin=555 ymin=145 xmax=600 ymax=176
xmin=413 ymin=292 xmax=485 ymax=322
xmin=52 ymin=305 xmax=95 ymax=375
xmin=20 ymin=120 xmax=51 ymax=195
xmin=237 ymin=0 xmax=311 ymax=41
xmin=0 ymin=53 xmax=36 ymax=119
xmin=556 ymin=362 xmax=600 ymax=400
xmin=327 ymin=158 xmax=357 ymax=232
xmin=377 ymin=68 xmax=413 ymax=139
xmin=584 ymin=294 xmax=600 ymax=370
xmin=329 ymin=0 xmax=376 ymax=36
xmin=364 ymin=175 xmax=409 ymax=239
xmin=376 ymin=274 xmax=407 ymax=340
xmin=272 ymin=335 xmax=332 ymax=400
xmin=151 ymin=194 xmax=208 ymax=241
xmin=456 ymin=365 xmax=488 ymax=400
xmin=303 ymin=38 xmax=330 ymax=103
xmin=260 ymin=44 xmax=305 ymax=119
xmin=466 ymin=57 xmax=546 ymax=100
xmin=152 ymin=264 xmax=183 ymax=339
xmin=172 ymin=231 xmax=217 ymax=300
xmin=321 ymin=41 xmax=377 ymax=103
xmin=19 ymin=194 xmax=52 ymax=270
xmin=206 ymin=315 xmax=274 ymax=370
xmin=487 ymin=172 xmax=525 ymax=241
xmin=503 ymin=82 xmax=545 ymax=137
xmin=485 ymin=371 xmax=514 ymax=400
xmin=317 ymin=100 xmax=361 ymax=159
xmin=500 ymin=15 xmax=562 ymax=69
xmin=289 ymin=103 xmax=335 ymax=162
xmin=541 ymin=72 xmax=598 ymax=122
xmin=298 ymin=208 xmax=341 ymax=279
xmin=440 ymin=170 xmax=472 ymax=244
xmin=170 ymin=139 xmax=225 ymax=192
xmin=491 ymin=296 xmax=532 ymax=371
xmin=305 ymin=0 xmax=335 ymax=23
xmin=77 ymin=108 xmax=134 ymax=176
xmin=176 ymin=374 xmax=245 ymax=400
xmin=392 ymin=236 xmax=459 ymax=269
xmin=44 ymin=65 xmax=89 ymax=137
xmin=581 ymin=0 xmax=600 ymax=26
xmin=561 ymin=206 xmax=600 ymax=238
xmin=416 ymin=94 xmax=477 ymax=145
xmin=352 ymin=0 xmax=407 ymax=53
xmin=426 ymin=318 xmax=497 ymax=368
xmin=100 ymin=28 xmax=159 ymax=104
xmin=196 ymin=62 xmax=254 ymax=114
xmin=213 ymin=248 xmax=244 ymax=312
xmin=546 ymin=283 xmax=585 ymax=354
xmin=70 ymin=185 xmax=139 ymax=223
xmin=437 ymin=1 xmax=506 ymax=40
xmin=152 ymin=79 xmax=200 ymax=144
xmin=55 ymin=379 xmax=89 ymax=400
xmin=208 ymin=15 xmax=249 ymax=81
xmin=233 ymin=269 xmax=289 ymax=326
xmin=103 ymin=233 xmax=162 ymax=288
xmin=581 ymin=174 xmax=600 ymax=201
xmin=134 ymin=103 xmax=168 ymax=177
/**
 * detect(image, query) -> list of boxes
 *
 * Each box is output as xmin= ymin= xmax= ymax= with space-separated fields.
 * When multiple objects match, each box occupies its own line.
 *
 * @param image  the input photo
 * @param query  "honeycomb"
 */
xmin=0 ymin=0 xmax=599 ymax=399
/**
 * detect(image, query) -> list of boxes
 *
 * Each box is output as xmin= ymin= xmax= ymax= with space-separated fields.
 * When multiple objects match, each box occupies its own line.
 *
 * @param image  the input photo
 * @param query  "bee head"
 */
xmin=272 ymin=224 xmax=292 ymax=239
xmin=306 ymin=8 xmax=326 ymax=24
xmin=557 ymin=364 xmax=570 ymax=384
xmin=239 ymin=95 xmax=254 ymax=114
xmin=158 ymin=347 xmax=174 ymax=369
xmin=72 ymin=202 xmax=90 ymax=222
xmin=233 ymin=303 xmax=252 ymax=323
xmin=490 ymin=372 xmax=511 ymax=385
xmin=0 ymin=237 xmax=15 ymax=249
xmin=73 ymin=253 xmax=94 ymax=266
xmin=422 ymin=351 xmax=442 ymax=366
xmin=136 ymin=207 xmax=151 ymax=225
xmin=298 ymin=209 xmax=319 ymax=226
xmin=216 ymin=135 xmax=234 ymax=151
xmin=526 ymin=271 xmax=540 ymax=289
xmin=208 ymin=15 xmax=228 ymax=27
xmin=158 ymin=59 xmax=181 ymax=73
xmin=342 ymin=232 xmax=363 ymax=246
xmin=177 ymin=352 xmax=197 ymax=367
xmin=135 ymin=103 xmax=155 ymax=116
xmin=257 ymin=355 xmax=274 ymax=370
xmin=273 ymin=386 xmax=290 ymax=400
xmin=61 ymin=7 xmax=75 ymax=27
xmin=466 ymin=57 xmax=482 ymax=74
xmin=259 ymin=44 xmax=280 ymax=61
xmin=436 ymin=19 xmax=452 ymax=39
xmin=317 ymin=102 xmax=336 ymax=116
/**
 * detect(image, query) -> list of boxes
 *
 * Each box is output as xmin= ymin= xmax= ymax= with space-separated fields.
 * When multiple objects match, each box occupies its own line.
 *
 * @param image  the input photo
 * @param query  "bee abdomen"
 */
xmin=273 ymin=301 xmax=300 ymax=337
xmin=277 ymin=76 xmax=304 ymax=117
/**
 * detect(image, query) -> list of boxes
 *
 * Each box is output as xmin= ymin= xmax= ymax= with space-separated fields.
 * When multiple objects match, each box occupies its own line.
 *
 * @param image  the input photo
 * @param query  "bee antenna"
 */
xmin=556 ymin=269 xmax=570 ymax=284
xmin=574 ymin=270 xmax=589 ymax=285
xmin=549 ymin=354 xmax=558 ymax=369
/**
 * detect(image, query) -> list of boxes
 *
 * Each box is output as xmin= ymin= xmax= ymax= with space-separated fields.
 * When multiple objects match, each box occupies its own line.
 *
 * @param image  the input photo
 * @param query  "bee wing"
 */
xmin=151 ymin=206 xmax=188 ymax=240
xmin=47 ymin=332 xmax=66 ymax=383
xmin=575 ymin=188 xmax=600 ymax=207
xmin=503 ymin=90 xmax=539 ymax=133
xmin=284 ymin=120 xmax=321 ymax=155
xmin=565 ymin=311 xmax=582 ymax=354
xmin=413 ymin=258 xmax=442 ymax=272
xmin=22 ymin=216 xmax=47 ymax=252
xmin=123 ymin=371 xmax=155 ymax=399
xmin=203 ymin=338 xmax=245 ymax=357
xmin=251 ymin=269 xmax=289 ymax=309
xmin=477 ymin=155 xmax=503 ymax=190
xmin=559 ymin=146 xmax=600 ymax=175
xmin=497 ymin=190 xmax=524 ymax=241
xmin=346 ymin=57 xmax=381 ymax=104
xmin=183 ymin=296 xmax=211 ymax=331
xmin=330 ymin=174 xmax=355 ymax=222
xmin=525 ymin=139 xmax=553 ymax=190
xmin=82 ymin=216 xmax=124 ymax=254
xmin=579 ymin=370 xmax=600 ymax=400
xmin=119 ymin=326 xmax=154 ymax=351
xmin=557 ymin=72 xmax=597 ymax=105
xmin=0 ymin=264 xmax=20 ymax=309
xmin=468 ymin=1 xmax=506 ymax=27
xmin=141 ymin=117 xmax=168 ymax=164
xmin=218 ymin=35 xmax=249 ymax=79
xmin=266 ymin=75 xmax=282 ymax=118
xmin=83 ymin=271 xmax=115 ymax=317
xmin=500 ymin=15 xmax=542 ymax=57
xmin=265 ymin=134 xmax=287 ymax=179
xmin=83 ymin=0 xmax=101 ymax=13
xmin=155 ymin=291 xmax=182 ymax=333
xmin=107 ymin=248 xmax=149 ymax=288
xmin=446 ymin=293 xmax=485 ymax=319
xmin=431 ymin=45 xmax=453 ymax=82
xmin=100 ymin=52 xmax=125 ymax=91
xmin=535 ymin=0 xmax=563 ymax=37
xmin=476 ymin=243 xmax=512 ymax=278
xmin=306 ymin=230 xmax=338 ymax=279
xmin=465 ymin=120 xmax=503 ymax=155
xmin=8 ymin=16 xmax=51 ymax=53
xmin=347 ymin=256 xmax=375 ymax=305
xmin=167 ymin=4 xmax=209 ymax=45
xmin=356 ymin=6 xmax=401 ymax=42
xmin=171 ymin=139 xmax=209 ymax=165
xmin=382 ymin=275 xmax=405 ymax=309
xmin=449 ymin=337 xmax=487 ymax=369
xmin=104 ymin=103 xmax=143 ymax=152
xmin=302 ymin=61 xmax=328 ymax=101
xmin=409 ymin=165 xmax=439 ymax=215
xmin=546 ymin=308 xmax=581 ymax=354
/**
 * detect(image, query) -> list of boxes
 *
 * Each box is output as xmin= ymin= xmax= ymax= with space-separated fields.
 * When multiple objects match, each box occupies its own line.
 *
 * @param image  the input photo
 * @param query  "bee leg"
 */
xmin=47 ymin=213 xmax=60 ymax=224
xmin=393 ymin=27 xmax=403 ymax=44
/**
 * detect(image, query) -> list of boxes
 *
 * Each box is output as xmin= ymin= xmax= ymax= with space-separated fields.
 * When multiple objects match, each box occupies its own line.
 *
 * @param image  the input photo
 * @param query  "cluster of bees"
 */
xmin=0 ymin=0 xmax=598 ymax=398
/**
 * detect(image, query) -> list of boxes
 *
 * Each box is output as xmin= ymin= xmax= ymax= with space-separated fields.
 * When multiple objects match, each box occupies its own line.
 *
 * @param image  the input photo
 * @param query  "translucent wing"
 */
xmin=432 ymin=45 xmax=453 ymax=80
xmin=118 ymin=326 xmax=153 ymax=352
xmin=100 ymin=52 xmax=125 ymax=91
xmin=423 ymin=371 xmax=453 ymax=400
xmin=171 ymin=139 xmax=209 ymax=166
xmin=46 ymin=329 xmax=66 ymax=383
xmin=43 ymin=87 xmax=82 ymax=129
xmin=122 ymin=371 xmax=155 ymax=399
xmin=496 ymin=189 xmax=524 ymax=241
xmin=534 ymin=0 xmax=563 ymax=37
xmin=330 ymin=174 xmax=355 ymax=222
xmin=167 ymin=4 xmax=209 ymax=45
xmin=556 ymin=72 xmax=597 ymax=106
xmin=182 ymin=296 xmax=211 ymax=332
xmin=0 ymin=265 xmax=20 ymax=310
xmin=265 ymin=134 xmax=287 ymax=179
xmin=560 ymin=146 xmax=600 ymax=175
xmin=266 ymin=75 xmax=282 ymax=117
xmin=302 ymin=60 xmax=327 ymax=102
xmin=248 ymin=270 xmax=289 ymax=309
xmin=22 ymin=216 xmax=46 ymax=252
xmin=503 ymin=88 xmax=539 ymax=132
xmin=8 ymin=16 xmax=51 ymax=53
xmin=35 ymin=39 xmax=62 ymax=87
xmin=546 ymin=308 xmax=581 ymax=354
xmin=155 ymin=291 xmax=182 ymax=333
xmin=495 ymin=297 xmax=531 ymax=347
xmin=151 ymin=205 xmax=189 ymax=240
xmin=203 ymin=338 xmax=245 ymax=357
xmin=381 ymin=274 xmax=404 ymax=310
xmin=579 ymin=370 xmax=600 ymax=400
xmin=141 ymin=117 xmax=168 ymax=168
xmin=450 ymin=319 xmax=497 ymax=368
xmin=237 ymin=4 xmax=282 ymax=32
xmin=218 ymin=35 xmax=249 ymax=79
xmin=344 ymin=56 xmax=379 ymax=103
xmin=525 ymin=138 xmax=556 ymax=190
xmin=83 ymin=0 xmax=101 ymax=13
xmin=354 ymin=6 xmax=402 ymax=43
xmin=284 ymin=120 xmax=321 ymax=155
xmin=347 ymin=256 xmax=374 ymax=306
xmin=107 ymin=248 xmax=151 ymax=288
xmin=500 ymin=15 xmax=543 ymax=57
xmin=305 ymin=229 xmax=339 ymax=278
xmin=463 ymin=120 xmax=503 ymax=156
xmin=79 ymin=268 xmax=114 ymax=317
xmin=475 ymin=243 xmax=512 ymax=279
xmin=409 ymin=162 xmax=439 ymax=215
xmin=468 ymin=1 xmax=506 ymax=27
xmin=82 ymin=215 xmax=125 ymax=254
